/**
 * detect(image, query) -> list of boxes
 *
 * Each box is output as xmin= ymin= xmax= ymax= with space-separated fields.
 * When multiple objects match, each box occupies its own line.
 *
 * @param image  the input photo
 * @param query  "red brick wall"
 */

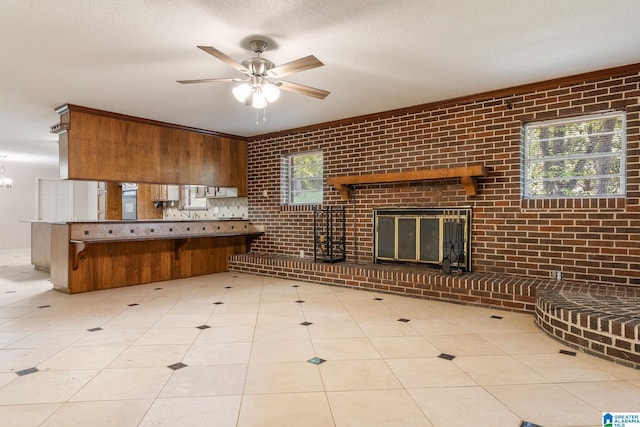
xmin=247 ymin=65 xmax=640 ymax=287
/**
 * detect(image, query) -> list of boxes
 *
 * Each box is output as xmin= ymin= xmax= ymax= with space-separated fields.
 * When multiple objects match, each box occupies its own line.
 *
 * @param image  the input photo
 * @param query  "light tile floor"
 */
xmin=0 ymin=248 xmax=639 ymax=427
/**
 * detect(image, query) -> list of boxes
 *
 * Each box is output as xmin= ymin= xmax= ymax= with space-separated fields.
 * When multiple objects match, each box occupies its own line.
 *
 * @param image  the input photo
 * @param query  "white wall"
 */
xmin=72 ymin=180 xmax=97 ymax=221
xmin=0 ymin=163 xmax=59 ymax=249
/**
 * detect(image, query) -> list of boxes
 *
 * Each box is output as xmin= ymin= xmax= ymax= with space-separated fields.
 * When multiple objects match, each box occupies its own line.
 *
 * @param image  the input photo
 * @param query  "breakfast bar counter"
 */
xmin=31 ymin=220 xmax=264 ymax=293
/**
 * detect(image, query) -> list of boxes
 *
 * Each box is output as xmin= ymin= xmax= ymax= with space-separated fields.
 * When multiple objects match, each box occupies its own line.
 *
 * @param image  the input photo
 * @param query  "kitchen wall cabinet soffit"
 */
xmin=52 ymin=104 xmax=248 ymax=195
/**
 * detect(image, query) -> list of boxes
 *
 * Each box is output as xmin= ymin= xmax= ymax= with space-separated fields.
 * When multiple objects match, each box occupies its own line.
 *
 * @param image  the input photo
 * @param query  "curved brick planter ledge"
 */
xmin=536 ymin=285 xmax=640 ymax=369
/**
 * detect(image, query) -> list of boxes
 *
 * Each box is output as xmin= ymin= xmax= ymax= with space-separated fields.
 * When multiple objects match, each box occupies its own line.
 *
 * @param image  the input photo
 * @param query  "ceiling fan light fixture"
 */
xmin=181 ymin=39 xmax=328 ymax=115
xmin=251 ymin=88 xmax=268 ymax=109
xmin=262 ymin=83 xmax=280 ymax=103
xmin=232 ymin=83 xmax=252 ymax=102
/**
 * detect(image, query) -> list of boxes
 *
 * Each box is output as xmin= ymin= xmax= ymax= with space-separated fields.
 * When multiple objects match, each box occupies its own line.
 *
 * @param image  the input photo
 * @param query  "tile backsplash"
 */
xmin=163 ymin=197 xmax=248 ymax=220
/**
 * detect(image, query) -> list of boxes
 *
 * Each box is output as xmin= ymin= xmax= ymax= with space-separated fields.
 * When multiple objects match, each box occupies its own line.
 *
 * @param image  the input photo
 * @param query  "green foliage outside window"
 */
xmin=523 ymin=112 xmax=625 ymax=198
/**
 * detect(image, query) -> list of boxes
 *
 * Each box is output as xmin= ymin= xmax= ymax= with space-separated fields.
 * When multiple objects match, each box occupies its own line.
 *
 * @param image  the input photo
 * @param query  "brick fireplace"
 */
xmin=245 ymin=63 xmax=640 ymax=289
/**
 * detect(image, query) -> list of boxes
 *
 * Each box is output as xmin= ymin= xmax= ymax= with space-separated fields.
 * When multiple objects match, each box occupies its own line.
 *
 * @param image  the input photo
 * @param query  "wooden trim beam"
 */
xmin=56 ymin=104 xmax=247 ymax=140
xmin=326 ymin=165 xmax=488 ymax=199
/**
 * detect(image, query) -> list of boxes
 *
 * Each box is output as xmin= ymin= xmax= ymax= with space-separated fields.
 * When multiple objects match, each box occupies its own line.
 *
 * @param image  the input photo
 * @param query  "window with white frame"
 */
xmin=523 ymin=112 xmax=626 ymax=199
xmin=281 ymin=151 xmax=323 ymax=205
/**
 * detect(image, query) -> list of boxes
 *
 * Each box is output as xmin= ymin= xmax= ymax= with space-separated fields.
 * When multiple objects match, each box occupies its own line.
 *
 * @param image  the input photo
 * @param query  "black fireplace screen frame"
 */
xmin=373 ymin=207 xmax=472 ymax=272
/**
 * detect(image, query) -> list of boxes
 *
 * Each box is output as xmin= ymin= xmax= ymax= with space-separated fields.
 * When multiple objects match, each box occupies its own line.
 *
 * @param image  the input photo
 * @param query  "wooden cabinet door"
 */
xmin=105 ymin=182 xmax=122 ymax=220
xmin=150 ymin=184 xmax=167 ymax=201
xmin=137 ymin=184 xmax=162 ymax=219
xmin=213 ymin=138 xmax=247 ymax=196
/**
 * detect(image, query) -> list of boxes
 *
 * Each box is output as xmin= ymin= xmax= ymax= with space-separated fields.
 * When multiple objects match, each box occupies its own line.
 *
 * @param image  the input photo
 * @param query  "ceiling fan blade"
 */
xmin=177 ymin=78 xmax=241 ymax=84
xmin=278 ymin=80 xmax=330 ymax=99
xmin=197 ymin=45 xmax=249 ymax=75
xmin=269 ymin=55 xmax=324 ymax=78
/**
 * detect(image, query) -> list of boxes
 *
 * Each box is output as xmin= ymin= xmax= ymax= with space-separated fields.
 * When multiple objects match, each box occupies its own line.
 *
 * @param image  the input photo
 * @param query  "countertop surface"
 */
xmin=35 ymin=219 xmax=264 ymax=243
xmin=30 ymin=218 xmax=248 ymax=224
xmin=70 ymin=230 xmax=264 ymax=244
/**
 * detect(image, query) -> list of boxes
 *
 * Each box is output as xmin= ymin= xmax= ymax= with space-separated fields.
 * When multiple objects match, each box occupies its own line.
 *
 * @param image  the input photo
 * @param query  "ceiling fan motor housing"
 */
xmin=241 ymin=57 xmax=275 ymax=76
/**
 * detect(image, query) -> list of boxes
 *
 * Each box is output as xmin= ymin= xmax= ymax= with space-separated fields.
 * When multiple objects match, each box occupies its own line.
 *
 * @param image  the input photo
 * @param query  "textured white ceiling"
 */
xmin=2 ymin=0 xmax=640 ymax=166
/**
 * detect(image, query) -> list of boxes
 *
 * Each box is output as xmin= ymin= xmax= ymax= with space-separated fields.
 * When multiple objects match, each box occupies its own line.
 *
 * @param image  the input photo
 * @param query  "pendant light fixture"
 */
xmin=0 ymin=156 xmax=13 ymax=188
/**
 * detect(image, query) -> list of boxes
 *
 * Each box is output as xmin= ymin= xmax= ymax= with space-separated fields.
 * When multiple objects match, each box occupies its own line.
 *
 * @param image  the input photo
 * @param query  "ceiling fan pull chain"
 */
xmin=255 ymin=109 xmax=259 ymax=126
xmin=263 ymin=108 xmax=267 ymax=122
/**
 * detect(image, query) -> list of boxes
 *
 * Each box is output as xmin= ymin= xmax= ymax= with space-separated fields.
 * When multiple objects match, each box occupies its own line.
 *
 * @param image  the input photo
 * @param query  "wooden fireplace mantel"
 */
xmin=326 ymin=165 xmax=488 ymax=199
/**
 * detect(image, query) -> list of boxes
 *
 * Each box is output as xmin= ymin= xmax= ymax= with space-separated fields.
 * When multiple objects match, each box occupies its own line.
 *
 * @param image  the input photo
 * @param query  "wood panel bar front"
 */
xmin=39 ymin=221 xmax=264 ymax=294
xmin=56 ymin=235 xmax=250 ymax=293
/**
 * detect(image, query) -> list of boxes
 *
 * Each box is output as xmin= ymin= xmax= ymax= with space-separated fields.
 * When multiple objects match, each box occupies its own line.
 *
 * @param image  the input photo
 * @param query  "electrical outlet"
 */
xmin=552 ymin=271 xmax=562 ymax=280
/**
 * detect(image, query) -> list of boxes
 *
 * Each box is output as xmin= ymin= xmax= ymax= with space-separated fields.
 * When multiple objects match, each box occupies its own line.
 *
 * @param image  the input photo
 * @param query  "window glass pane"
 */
xmin=292 ymin=165 xmax=321 ymax=178
xmin=292 ymin=178 xmax=322 ymax=191
xmin=523 ymin=113 xmax=625 ymax=199
xmin=283 ymin=151 xmax=323 ymax=205
xmin=292 ymin=152 xmax=321 ymax=166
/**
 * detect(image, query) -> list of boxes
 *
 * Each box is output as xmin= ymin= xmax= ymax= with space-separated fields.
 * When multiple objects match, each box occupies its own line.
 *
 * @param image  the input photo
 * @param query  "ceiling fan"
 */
xmin=177 ymin=39 xmax=330 ymax=109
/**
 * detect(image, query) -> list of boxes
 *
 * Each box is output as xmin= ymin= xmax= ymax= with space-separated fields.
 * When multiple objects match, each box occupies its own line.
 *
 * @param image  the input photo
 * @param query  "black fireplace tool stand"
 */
xmin=313 ymin=206 xmax=346 ymax=263
xmin=442 ymin=211 xmax=466 ymax=274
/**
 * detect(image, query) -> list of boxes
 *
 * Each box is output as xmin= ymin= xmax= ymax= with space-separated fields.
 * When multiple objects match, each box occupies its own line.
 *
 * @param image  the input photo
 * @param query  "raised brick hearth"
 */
xmin=229 ymin=254 xmax=640 ymax=368
xmin=229 ymin=254 xmax=544 ymax=312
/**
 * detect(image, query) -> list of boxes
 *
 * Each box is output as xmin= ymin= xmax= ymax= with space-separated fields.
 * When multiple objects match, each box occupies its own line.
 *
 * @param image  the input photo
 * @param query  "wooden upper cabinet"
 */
xmin=214 ymin=136 xmax=248 ymax=195
xmin=55 ymin=104 xmax=247 ymax=195
xmin=150 ymin=184 xmax=180 ymax=202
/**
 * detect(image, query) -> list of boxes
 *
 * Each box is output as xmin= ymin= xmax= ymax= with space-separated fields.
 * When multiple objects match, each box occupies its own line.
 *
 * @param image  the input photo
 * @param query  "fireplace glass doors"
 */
xmin=374 ymin=208 xmax=471 ymax=272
